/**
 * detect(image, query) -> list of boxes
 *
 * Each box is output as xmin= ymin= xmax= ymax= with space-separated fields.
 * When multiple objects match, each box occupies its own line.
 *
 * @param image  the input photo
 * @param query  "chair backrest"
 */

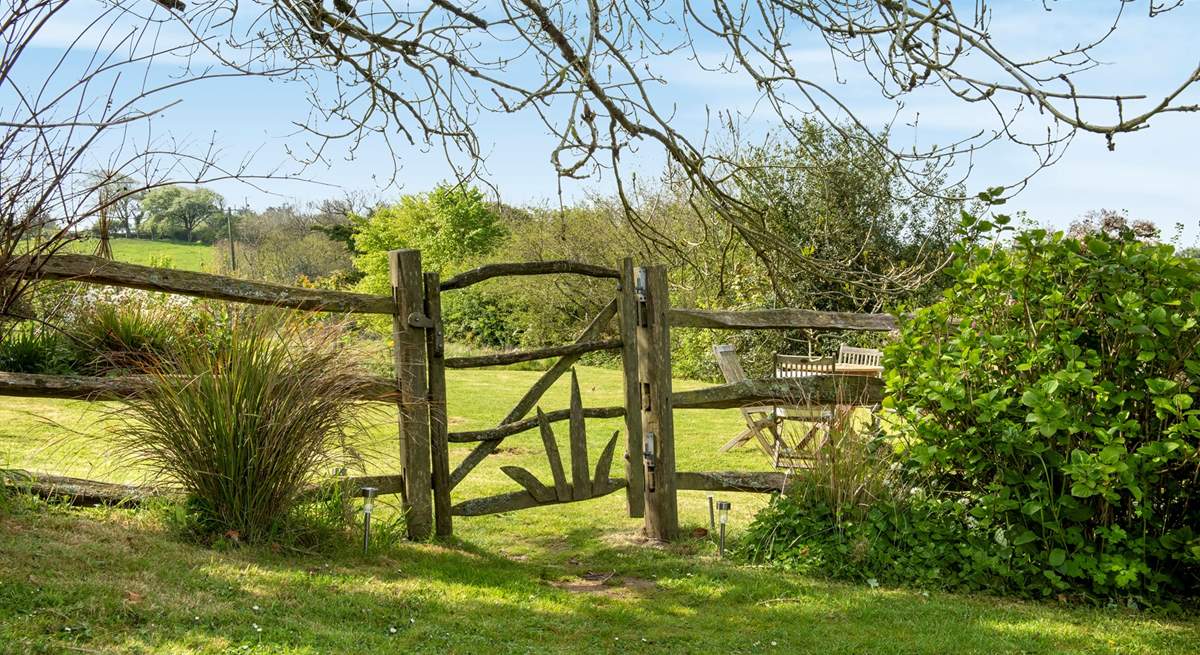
xmin=712 ymin=344 xmax=747 ymax=384
xmin=775 ymin=354 xmax=836 ymax=378
xmin=836 ymin=345 xmax=884 ymax=368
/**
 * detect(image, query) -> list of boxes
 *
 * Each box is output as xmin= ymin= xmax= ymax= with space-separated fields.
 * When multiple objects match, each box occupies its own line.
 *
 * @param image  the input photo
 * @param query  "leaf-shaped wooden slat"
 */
xmin=568 ymin=370 xmax=591 ymax=500
xmin=537 ymin=408 xmax=570 ymax=502
xmin=592 ymin=430 xmax=620 ymax=492
xmin=500 ymin=466 xmax=555 ymax=502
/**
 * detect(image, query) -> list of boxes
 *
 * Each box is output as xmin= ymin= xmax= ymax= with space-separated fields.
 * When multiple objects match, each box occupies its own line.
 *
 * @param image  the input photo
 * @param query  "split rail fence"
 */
xmin=1 ymin=251 xmax=893 ymax=541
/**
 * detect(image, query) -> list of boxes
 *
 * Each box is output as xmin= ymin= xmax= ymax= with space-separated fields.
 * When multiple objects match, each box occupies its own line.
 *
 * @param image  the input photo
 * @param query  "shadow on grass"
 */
xmin=0 ymin=499 xmax=1196 ymax=655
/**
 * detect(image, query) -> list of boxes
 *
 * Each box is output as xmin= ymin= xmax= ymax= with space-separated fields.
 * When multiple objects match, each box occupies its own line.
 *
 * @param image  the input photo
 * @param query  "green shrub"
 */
xmin=441 ymin=285 xmax=523 ymax=349
xmin=114 ymin=310 xmax=371 ymax=544
xmin=884 ymin=220 xmax=1200 ymax=601
xmin=745 ymin=219 xmax=1200 ymax=604
xmin=0 ymin=323 xmax=75 ymax=374
xmin=69 ymin=301 xmax=181 ymax=374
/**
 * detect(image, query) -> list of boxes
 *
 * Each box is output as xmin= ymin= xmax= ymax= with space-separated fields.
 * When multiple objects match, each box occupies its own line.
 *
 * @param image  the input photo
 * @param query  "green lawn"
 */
xmin=68 ymin=238 xmax=215 ymax=272
xmin=1 ymin=366 xmax=1197 ymax=654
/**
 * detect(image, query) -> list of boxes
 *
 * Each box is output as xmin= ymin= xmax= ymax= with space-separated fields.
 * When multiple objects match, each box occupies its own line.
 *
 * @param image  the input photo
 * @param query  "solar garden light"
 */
xmin=716 ymin=500 xmax=732 ymax=558
xmin=707 ymin=494 xmax=716 ymax=531
xmin=361 ymin=486 xmax=378 ymax=554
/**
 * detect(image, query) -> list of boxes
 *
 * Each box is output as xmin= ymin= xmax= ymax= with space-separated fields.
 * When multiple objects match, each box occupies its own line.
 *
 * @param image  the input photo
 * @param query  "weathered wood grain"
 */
xmin=0 ymin=371 xmax=398 ymax=402
xmin=567 ymin=371 xmax=591 ymax=500
xmin=390 ymin=250 xmax=432 ymax=540
xmin=592 ymin=431 xmax=620 ymax=490
xmin=439 ymin=260 xmax=620 ymax=290
xmin=447 ymin=406 xmax=624 ymax=443
xmin=675 ymin=471 xmax=789 ymax=494
xmin=443 ymin=338 xmax=621 ymax=369
xmin=671 ymin=376 xmax=884 ymax=409
xmin=424 ymin=272 xmax=453 ymax=538
xmin=537 ymin=408 xmax=571 ymax=502
xmin=500 ymin=466 xmax=556 ymax=502
xmin=669 ymin=308 xmax=897 ymax=332
xmin=1 ymin=469 xmax=166 ymax=507
xmin=450 ymin=479 xmax=627 ymax=517
xmin=300 ymin=474 xmax=407 ymax=502
xmin=618 ymin=257 xmax=645 ymax=518
xmin=5 ymin=254 xmax=393 ymax=314
xmin=638 ymin=265 xmax=678 ymax=541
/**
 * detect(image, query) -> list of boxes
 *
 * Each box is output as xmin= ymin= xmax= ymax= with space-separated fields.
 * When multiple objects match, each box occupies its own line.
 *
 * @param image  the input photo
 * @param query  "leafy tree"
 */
xmin=353 ymin=184 xmax=507 ymax=293
xmin=140 ymin=187 xmax=225 ymax=243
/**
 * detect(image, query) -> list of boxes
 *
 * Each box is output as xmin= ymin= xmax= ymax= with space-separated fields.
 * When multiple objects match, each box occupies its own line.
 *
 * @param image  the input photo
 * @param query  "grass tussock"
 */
xmin=114 ymin=309 xmax=372 ymax=543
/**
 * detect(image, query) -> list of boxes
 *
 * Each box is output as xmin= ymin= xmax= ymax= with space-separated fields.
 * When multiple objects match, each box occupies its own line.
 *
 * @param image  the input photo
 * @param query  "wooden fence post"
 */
xmin=424 ymin=272 xmax=453 ymax=538
xmin=636 ymin=265 xmax=678 ymax=541
xmin=618 ymin=258 xmax=645 ymax=518
xmin=390 ymin=250 xmax=432 ymax=540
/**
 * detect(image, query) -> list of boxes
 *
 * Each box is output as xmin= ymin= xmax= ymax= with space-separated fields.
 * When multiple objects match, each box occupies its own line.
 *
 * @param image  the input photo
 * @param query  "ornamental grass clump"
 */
xmin=116 ymin=309 xmax=370 ymax=543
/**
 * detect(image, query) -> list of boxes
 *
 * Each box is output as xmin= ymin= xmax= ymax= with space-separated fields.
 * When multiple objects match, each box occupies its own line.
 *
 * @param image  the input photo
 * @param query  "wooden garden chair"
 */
xmin=771 ymin=354 xmax=837 ymax=469
xmin=711 ymin=344 xmax=782 ymax=456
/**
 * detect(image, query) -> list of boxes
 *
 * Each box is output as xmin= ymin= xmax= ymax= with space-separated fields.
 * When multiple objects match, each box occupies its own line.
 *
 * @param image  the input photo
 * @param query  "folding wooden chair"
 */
xmin=770 ymin=354 xmax=837 ymax=469
xmin=711 ymin=344 xmax=781 ymax=456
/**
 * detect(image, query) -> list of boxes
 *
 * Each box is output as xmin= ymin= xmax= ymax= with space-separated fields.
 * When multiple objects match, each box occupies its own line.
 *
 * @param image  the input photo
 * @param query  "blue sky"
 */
xmin=19 ymin=0 xmax=1200 ymax=243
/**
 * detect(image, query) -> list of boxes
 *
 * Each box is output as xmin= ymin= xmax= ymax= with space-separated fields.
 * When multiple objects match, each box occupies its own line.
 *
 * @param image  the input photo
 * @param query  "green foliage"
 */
xmin=731 ymin=122 xmax=961 ymax=309
xmin=0 ymin=323 xmax=74 ymax=374
xmin=746 ymin=218 xmax=1200 ymax=603
xmin=883 ymin=219 xmax=1200 ymax=601
xmin=113 ymin=310 xmax=371 ymax=543
xmin=440 ymin=286 xmax=523 ymax=348
xmin=353 ymin=184 xmax=507 ymax=282
xmin=69 ymin=301 xmax=182 ymax=374
xmin=140 ymin=186 xmax=225 ymax=243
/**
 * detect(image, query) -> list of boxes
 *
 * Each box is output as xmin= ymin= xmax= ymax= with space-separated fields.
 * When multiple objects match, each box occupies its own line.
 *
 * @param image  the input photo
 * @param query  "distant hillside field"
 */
xmin=70 ymin=238 xmax=214 ymax=272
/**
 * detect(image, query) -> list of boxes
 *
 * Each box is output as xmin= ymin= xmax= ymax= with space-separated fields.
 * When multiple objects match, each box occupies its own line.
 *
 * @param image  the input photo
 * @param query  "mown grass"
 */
xmin=66 ymin=238 xmax=214 ymax=272
xmin=2 ymin=366 xmax=1198 ymax=653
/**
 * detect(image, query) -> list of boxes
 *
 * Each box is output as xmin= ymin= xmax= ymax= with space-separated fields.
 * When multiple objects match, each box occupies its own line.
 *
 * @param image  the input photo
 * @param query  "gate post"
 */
xmin=618 ymin=258 xmax=645 ymax=518
xmin=636 ymin=265 xmax=678 ymax=541
xmin=424 ymin=272 xmax=453 ymax=538
xmin=389 ymin=249 xmax=432 ymax=540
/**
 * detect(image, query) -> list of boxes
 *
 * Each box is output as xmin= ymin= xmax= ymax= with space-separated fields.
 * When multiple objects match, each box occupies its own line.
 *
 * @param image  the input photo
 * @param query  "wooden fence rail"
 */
xmin=0 ymin=371 xmax=397 ymax=402
xmin=669 ymin=307 xmax=897 ymax=332
xmin=443 ymin=338 xmax=622 ymax=369
xmin=2 ymin=468 xmax=789 ymax=511
xmin=439 ymin=260 xmax=620 ymax=290
xmin=672 ymin=376 xmax=884 ymax=409
xmin=448 ymin=406 xmax=625 ymax=443
xmin=4 ymin=254 xmax=393 ymax=314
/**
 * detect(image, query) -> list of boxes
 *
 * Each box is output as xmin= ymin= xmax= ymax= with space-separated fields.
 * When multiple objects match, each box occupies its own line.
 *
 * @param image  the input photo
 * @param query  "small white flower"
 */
xmin=389 ymin=627 xmax=397 ymax=634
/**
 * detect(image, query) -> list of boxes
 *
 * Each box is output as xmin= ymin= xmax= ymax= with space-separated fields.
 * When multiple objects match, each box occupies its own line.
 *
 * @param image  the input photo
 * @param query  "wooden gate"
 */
xmin=408 ymin=254 xmax=648 ymax=537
